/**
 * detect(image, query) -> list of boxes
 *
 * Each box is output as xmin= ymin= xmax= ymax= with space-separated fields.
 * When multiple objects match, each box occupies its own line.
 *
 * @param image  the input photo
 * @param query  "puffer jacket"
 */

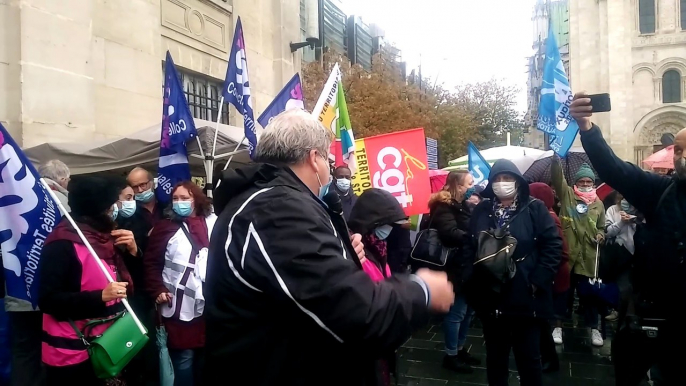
xmin=466 ymin=160 xmax=562 ymax=318
xmin=426 ymin=191 xmax=473 ymax=293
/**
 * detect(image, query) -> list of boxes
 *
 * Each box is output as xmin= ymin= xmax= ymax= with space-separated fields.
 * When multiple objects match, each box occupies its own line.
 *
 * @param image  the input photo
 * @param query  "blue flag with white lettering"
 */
xmin=0 ymin=123 xmax=62 ymax=309
xmin=468 ymin=142 xmax=491 ymax=190
xmin=223 ymin=17 xmax=257 ymax=157
xmin=157 ymin=51 xmax=197 ymax=205
xmin=537 ymin=26 xmax=579 ymax=157
xmin=257 ymin=73 xmax=304 ymax=128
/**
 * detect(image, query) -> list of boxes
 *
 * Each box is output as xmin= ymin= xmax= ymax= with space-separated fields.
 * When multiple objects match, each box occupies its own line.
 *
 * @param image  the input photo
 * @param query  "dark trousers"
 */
xmin=9 ymin=312 xmax=44 ymax=386
xmin=612 ymin=318 xmax=685 ymax=386
xmin=539 ymin=319 xmax=558 ymax=367
xmin=45 ymin=362 xmax=103 ymax=386
xmin=123 ymin=295 xmax=160 ymax=386
xmin=482 ymin=315 xmax=542 ymax=386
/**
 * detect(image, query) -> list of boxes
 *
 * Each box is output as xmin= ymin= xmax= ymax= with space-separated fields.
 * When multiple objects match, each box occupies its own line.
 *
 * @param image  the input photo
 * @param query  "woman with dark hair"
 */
xmin=144 ymin=181 xmax=216 ymax=386
xmin=39 ymin=176 xmax=137 ymax=386
xmin=427 ymin=170 xmax=479 ymax=373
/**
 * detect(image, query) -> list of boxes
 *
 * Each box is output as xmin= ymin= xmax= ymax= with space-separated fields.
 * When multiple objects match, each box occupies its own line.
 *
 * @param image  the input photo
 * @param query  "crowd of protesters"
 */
xmin=1 ymin=97 xmax=684 ymax=386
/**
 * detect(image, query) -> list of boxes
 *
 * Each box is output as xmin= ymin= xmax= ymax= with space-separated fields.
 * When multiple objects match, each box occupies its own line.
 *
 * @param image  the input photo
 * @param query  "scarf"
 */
xmin=362 ymin=233 xmax=388 ymax=266
xmin=573 ymin=186 xmax=598 ymax=205
xmin=493 ymin=197 xmax=518 ymax=228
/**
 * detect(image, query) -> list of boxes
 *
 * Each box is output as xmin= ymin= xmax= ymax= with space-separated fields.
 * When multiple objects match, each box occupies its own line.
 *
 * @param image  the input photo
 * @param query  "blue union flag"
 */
xmin=156 ymin=51 xmax=197 ymax=205
xmin=223 ymin=17 xmax=258 ymax=157
xmin=0 ymin=124 xmax=62 ymax=308
xmin=537 ymin=25 xmax=579 ymax=157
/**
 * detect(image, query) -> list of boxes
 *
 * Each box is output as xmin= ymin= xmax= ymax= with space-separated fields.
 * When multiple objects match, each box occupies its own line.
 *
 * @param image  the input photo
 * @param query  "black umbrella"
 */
xmin=523 ymin=149 xmax=600 ymax=185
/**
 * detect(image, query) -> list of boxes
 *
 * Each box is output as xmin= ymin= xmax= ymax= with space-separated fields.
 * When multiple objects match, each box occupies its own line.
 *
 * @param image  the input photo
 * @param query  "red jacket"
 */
xmin=529 ymin=183 xmax=571 ymax=293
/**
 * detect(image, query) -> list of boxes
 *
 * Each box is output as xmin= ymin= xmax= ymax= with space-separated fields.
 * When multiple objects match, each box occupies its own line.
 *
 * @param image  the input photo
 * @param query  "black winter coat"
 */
xmin=427 ymin=191 xmax=473 ymax=293
xmin=581 ymin=125 xmax=686 ymax=318
xmin=466 ymin=160 xmax=562 ymax=318
xmin=205 ymin=164 xmax=430 ymax=386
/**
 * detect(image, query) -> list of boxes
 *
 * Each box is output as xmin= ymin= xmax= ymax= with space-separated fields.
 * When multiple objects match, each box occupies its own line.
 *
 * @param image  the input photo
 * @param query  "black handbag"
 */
xmin=473 ymin=199 xmax=534 ymax=289
xmin=410 ymin=215 xmax=453 ymax=268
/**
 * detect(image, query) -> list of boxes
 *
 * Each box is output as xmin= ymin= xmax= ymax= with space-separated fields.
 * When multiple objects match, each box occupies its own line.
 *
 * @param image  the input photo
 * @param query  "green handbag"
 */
xmin=70 ymin=311 xmax=149 ymax=379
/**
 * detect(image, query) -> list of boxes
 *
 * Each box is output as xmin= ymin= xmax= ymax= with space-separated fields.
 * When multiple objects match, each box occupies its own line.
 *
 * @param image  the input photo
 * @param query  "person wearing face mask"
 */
xmin=425 ymin=171 xmax=480 ymax=374
xmin=348 ymin=188 xmax=409 ymax=386
xmin=205 ymin=109 xmax=454 ymax=385
xmin=126 ymin=167 xmax=164 ymax=253
xmin=38 ymin=176 xmax=136 ymax=386
xmin=143 ymin=181 xmax=216 ymax=386
xmin=466 ymin=160 xmax=562 ymax=386
xmin=571 ymin=94 xmax=686 ymax=386
xmin=114 ymin=182 xmax=159 ymax=386
xmin=551 ymin=157 xmax=606 ymax=347
xmin=332 ymin=165 xmax=358 ymax=221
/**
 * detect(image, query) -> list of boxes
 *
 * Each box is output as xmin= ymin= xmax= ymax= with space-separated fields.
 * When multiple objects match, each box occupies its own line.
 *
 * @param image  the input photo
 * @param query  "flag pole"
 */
xmin=215 ymin=134 xmax=246 ymax=189
xmin=39 ymin=179 xmax=147 ymax=336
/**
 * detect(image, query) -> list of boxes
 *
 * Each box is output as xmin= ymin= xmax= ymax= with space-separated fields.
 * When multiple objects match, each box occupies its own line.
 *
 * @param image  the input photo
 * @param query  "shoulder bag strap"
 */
xmin=179 ymin=223 xmax=200 ymax=251
xmin=655 ymin=182 xmax=674 ymax=214
xmin=502 ymin=198 xmax=536 ymax=228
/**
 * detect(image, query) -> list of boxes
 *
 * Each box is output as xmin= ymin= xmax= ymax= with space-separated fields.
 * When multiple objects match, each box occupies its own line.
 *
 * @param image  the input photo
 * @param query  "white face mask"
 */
xmin=492 ymin=181 xmax=517 ymax=199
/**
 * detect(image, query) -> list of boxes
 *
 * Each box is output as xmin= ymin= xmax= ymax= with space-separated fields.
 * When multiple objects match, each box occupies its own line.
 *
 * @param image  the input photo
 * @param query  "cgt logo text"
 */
xmin=374 ymin=146 xmax=426 ymax=208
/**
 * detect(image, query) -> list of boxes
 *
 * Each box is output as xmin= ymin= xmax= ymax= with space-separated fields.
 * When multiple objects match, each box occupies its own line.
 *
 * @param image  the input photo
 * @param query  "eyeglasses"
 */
xmin=131 ymin=181 xmax=151 ymax=191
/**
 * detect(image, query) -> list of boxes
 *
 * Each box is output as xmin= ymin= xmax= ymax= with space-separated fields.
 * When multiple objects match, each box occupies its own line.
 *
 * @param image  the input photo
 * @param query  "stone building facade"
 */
xmin=0 ymin=0 xmax=302 ymax=147
xmin=569 ymin=0 xmax=686 ymax=163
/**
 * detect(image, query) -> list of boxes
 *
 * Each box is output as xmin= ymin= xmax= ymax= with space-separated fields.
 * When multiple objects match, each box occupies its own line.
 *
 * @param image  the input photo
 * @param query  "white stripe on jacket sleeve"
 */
xmin=247 ymin=222 xmax=345 ymax=343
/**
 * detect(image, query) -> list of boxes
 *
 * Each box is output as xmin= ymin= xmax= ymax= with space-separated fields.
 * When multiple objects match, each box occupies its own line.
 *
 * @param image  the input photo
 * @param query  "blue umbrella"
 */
xmin=156 ymin=324 xmax=174 ymax=386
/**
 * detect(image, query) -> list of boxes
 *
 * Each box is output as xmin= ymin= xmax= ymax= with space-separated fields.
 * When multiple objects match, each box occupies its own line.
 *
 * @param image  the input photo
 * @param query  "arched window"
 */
xmin=662 ymin=70 xmax=682 ymax=103
xmin=639 ymin=0 xmax=656 ymax=34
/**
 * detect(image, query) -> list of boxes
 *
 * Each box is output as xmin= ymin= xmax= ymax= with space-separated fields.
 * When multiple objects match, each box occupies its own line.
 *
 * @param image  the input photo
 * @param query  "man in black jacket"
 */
xmin=571 ymin=94 xmax=686 ymax=385
xmin=205 ymin=109 xmax=454 ymax=385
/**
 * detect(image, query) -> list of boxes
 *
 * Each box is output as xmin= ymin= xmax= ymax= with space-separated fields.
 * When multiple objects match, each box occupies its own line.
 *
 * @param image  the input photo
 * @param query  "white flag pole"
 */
xmin=215 ymin=134 xmax=246 ymax=190
xmin=40 ymin=179 xmax=147 ymax=335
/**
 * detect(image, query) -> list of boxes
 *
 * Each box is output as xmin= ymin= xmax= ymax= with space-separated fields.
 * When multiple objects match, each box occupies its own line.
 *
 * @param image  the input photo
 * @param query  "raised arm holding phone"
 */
xmin=570 ymin=92 xmax=686 ymax=386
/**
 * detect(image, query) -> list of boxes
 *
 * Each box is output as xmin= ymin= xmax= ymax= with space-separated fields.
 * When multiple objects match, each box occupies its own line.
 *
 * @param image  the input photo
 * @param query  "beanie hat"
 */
xmin=574 ymin=163 xmax=596 ymax=183
xmin=68 ymin=175 xmax=122 ymax=218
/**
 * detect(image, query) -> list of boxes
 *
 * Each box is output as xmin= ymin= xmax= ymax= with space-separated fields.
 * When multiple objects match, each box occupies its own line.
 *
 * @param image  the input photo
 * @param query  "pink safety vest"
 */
xmin=42 ymin=243 xmax=122 ymax=367
xmin=361 ymin=259 xmax=391 ymax=283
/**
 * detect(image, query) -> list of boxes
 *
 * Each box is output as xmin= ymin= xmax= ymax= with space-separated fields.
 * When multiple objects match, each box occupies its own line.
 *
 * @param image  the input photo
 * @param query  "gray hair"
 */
xmin=254 ymin=109 xmax=333 ymax=165
xmin=127 ymin=166 xmax=154 ymax=182
xmin=38 ymin=160 xmax=70 ymax=182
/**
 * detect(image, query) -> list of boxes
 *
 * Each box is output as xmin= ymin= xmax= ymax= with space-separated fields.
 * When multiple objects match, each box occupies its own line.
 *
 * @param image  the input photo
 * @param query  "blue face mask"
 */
xmin=172 ymin=201 xmax=193 ymax=217
xmin=317 ymin=172 xmax=333 ymax=200
xmin=374 ymin=224 xmax=393 ymax=240
xmin=135 ymin=189 xmax=155 ymax=203
xmin=110 ymin=204 xmax=118 ymax=221
xmin=464 ymin=186 xmax=477 ymax=201
xmin=119 ymin=200 xmax=136 ymax=218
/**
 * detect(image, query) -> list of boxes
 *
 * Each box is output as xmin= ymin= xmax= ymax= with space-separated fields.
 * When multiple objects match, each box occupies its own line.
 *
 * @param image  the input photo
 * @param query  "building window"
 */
xmin=662 ymin=70 xmax=682 ymax=103
xmin=178 ymin=71 xmax=230 ymax=124
xmin=638 ymin=0 xmax=656 ymax=34
xmin=681 ymin=0 xmax=686 ymax=30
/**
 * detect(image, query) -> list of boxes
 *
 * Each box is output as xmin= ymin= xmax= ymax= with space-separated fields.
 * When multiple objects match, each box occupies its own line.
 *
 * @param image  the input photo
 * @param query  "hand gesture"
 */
xmin=350 ymin=233 xmax=366 ymax=264
xmin=570 ymin=92 xmax=593 ymax=131
xmin=595 ymin=233 xmax=605 ymax=244
xmin=619 ymin=211 xmax=632 ymax=223
xmin=102 ymin=282 xmax=128 ymax=302
xmin=415 ymin=269 xmax=454 ymax=313
xmin=111 ymin=229 xmax=138 ymax=256
xmin=156 ymin=292 xmax=173 ymax=306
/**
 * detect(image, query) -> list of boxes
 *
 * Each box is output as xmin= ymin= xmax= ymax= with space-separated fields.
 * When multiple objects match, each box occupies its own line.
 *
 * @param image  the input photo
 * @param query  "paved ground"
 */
xmin=395 ymin=311 xmax=648 ymax=386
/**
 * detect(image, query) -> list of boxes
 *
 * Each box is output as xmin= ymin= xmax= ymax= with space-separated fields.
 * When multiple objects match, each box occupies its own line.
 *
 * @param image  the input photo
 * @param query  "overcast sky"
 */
xmin=342 ymin=0 xmax=536 ymax=113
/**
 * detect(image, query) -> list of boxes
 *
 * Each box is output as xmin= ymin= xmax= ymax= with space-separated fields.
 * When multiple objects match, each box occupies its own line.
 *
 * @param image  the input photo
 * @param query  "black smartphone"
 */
xmin=588 ymin=93 xmax=611 ymax=113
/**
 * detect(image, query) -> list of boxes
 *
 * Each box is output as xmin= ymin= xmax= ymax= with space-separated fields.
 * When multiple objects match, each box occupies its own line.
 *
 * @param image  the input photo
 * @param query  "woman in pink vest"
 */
xmin=348 ymin=188 xmax=409 ymax=386
xmin=144 ymin=181 xmax=216 ymax=386
xmin=39 ymin=176 xmax=137 ymax=386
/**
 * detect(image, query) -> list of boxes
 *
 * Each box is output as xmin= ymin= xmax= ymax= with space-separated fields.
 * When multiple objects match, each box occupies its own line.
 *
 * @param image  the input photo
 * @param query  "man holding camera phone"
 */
xmin=571 ymin=92 xmax=686 ymax=385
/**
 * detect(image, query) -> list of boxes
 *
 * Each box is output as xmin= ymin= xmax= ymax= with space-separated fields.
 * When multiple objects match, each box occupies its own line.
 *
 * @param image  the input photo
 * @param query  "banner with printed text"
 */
xmin=351 ymin=128 xmax=431 ymax=216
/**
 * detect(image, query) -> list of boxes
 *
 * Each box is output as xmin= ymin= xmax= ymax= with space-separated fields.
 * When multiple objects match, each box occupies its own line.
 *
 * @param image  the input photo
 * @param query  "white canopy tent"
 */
xmin=24 ymin=119 xmax=253 ymax=177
